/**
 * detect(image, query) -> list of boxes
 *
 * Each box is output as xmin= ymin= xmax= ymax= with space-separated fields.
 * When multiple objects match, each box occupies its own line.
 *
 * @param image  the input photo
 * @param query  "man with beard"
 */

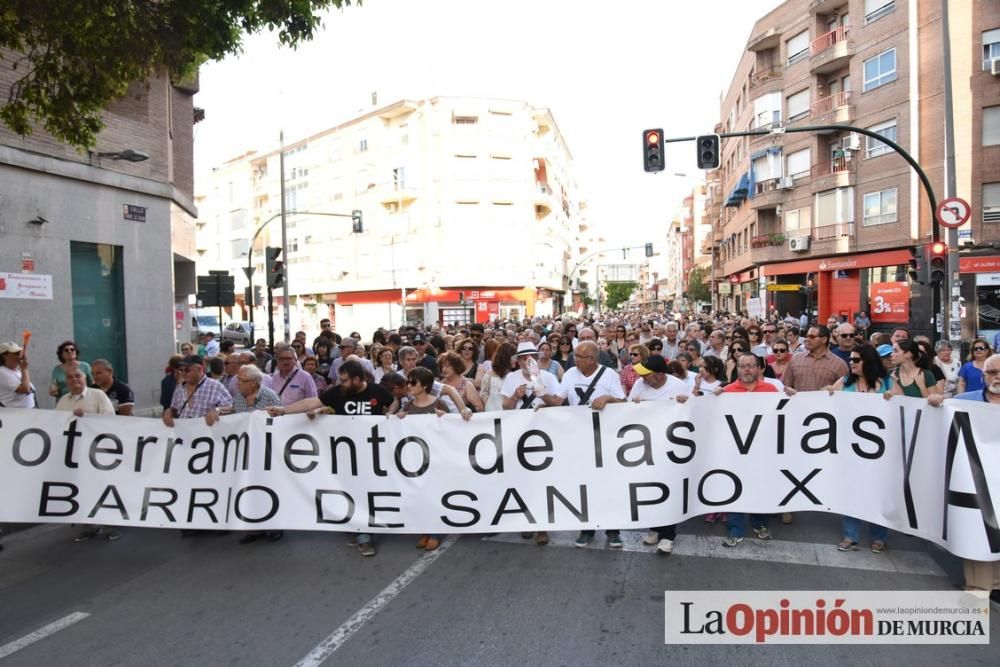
xmin=270 ymin=360 xmax=393 ymax=557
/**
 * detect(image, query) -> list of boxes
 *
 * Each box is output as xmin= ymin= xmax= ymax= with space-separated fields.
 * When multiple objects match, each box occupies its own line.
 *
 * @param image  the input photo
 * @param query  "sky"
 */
xmin=193 ymin=0 xmax=783 ymax=247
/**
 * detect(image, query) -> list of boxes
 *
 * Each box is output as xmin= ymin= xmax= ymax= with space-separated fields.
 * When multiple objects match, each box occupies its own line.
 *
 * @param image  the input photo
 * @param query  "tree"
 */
xmin=0 ymin=1 xmax=355 ymax=149
xmin=603 ymin=281 xmax=637 ymax=311
xmin=687 ymin=266 xmax=711 ymax=303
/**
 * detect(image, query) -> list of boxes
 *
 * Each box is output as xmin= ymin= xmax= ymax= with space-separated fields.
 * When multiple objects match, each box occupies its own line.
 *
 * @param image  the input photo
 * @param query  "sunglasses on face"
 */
xmin=850 ymin=357 xmax=862 ymax=363
xmin=629 ymin=352 xmax=640 ymax=357
xmin=64 ymin=347 xmax=77 ymax=353
xmin=973 ymin=347 xmax=989 ymax=352
xmin=732 ymin=348 xmax=745 ymax=353
xmin=773 ymin=348 xmax=788 ymax=353
xmin=407 ymin=379 xmax=420 ymax=386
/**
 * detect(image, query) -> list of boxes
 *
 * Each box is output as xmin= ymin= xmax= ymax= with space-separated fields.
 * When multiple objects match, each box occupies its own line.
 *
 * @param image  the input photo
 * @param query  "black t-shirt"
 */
xmin=104 ymin=379 xmax=135 ymax=414
xmin=319 ymin=382 xmax=393 ymax=416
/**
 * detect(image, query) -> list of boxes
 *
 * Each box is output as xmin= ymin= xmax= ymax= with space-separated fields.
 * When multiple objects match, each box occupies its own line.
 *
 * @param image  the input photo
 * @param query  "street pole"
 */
xmin=279 ymin=131 xmax=290 ymax=343
xmin=941 ymin=0 xmax=961 ymax=345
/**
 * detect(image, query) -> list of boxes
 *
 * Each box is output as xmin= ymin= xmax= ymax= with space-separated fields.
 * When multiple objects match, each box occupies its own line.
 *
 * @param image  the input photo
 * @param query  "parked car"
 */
xmin=221 ymin=321 xmax=255 ymax=347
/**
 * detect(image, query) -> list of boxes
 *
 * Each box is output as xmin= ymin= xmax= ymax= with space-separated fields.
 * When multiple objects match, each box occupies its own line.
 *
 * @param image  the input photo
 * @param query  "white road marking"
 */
xmin=481 ymin=531 xmax=946 ymax=577
xmin=0 ymin=612 xmax=91 ymax=660
xmin=293 ymin=535 xmax=460 ymax=667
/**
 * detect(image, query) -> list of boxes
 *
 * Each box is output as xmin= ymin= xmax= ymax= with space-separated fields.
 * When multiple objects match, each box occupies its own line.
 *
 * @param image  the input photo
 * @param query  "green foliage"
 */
xmin=603 ymin=281 xmax=637 ymax=311
xmin=687 ymin=266 xmax=711 ymax=302
xmin=0 ymin=0 xmax=354 ymax=149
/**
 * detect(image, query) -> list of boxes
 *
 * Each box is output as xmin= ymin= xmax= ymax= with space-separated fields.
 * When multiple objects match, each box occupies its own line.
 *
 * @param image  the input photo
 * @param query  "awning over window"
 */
xmin=725 ymin=172 xmax=750 ymax=207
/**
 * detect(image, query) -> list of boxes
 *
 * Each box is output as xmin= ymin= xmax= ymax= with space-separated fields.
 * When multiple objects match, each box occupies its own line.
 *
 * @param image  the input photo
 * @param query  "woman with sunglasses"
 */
xmin=552 ymin=336 xmax=575 ymax=371
xmin=290 ymin=340 xmax=307 ymax=364
xmin=620 ymin=344 xmax=649 ymax=395
xmin=683 ymin=340 xmax=702 ymax=372
xmin=49 ymin=340 xmax=93 ymax=399
xmin=824 ymin=344 xmax=893 ymax=553
xmin=458 ymin=339 xmax=486 ymax=390
xmin=769 ymin=338 xmax=792 ymax=379
xmin=397 ymin=367 xmax=451 ymax=552
xmin=957 ymin=338 xmax=992 ymax=394
xmin=613 ymin=325 xmax=629 ymax=366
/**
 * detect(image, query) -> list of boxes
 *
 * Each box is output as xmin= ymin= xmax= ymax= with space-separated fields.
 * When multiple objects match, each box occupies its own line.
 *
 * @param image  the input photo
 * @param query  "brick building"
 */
xmin=0 ymin=66 xmax=200 ymax=409
xmin=708 ymin=0 xmax=1000 ymax=342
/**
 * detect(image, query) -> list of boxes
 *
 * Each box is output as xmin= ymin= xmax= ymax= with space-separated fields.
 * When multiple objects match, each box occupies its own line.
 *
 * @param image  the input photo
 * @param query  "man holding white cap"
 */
xmin=501 ymin=342 xmax=562 ymax=411
xmin=0 ymin=341 xmax=35 ymax=409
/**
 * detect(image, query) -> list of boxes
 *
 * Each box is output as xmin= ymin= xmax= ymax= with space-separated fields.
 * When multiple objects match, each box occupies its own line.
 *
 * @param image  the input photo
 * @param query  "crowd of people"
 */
xmin=1 ymin=310 xmax=998 ymax=600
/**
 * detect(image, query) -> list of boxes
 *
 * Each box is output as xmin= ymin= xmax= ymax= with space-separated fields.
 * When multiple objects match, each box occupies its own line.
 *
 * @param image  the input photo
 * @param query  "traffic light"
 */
xmin=644 ymin=242 xmax=654 ymax=257
xmin=352 ymin=209 xmax=363 ymax=234
xmin=696 ymin=134 xmax=721 ymax=169
xmin=265 ymin=246 xmax=285 ymax=288
xmin=643 ymin=128 xmax=665 ymax=173
xmin=908 ymin=245 xmax=926 ymax=284
xmin=927 ymin=241 xmax=947 ymax=284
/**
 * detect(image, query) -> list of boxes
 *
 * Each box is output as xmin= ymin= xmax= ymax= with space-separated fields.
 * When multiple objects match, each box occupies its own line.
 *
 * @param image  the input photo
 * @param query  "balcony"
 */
xmin=377 ymin=182 xmax=419 ymax=205
xmin=813 ymin=222 xmax=855 ymax=241
xmin=809 ymin=26 xmax=852 ymax=73
xmin=810 ymin=154 xmax=855 ymax=191
xmin=809 ymin=0 xmax=844 ymax=14
xmin=750 ymin=177 xmax=785 ymax=209
xmin=810 ymin=90 xmax=854 ymax=125
xmin=747 ymin=27 xmax=781 ymax=52
xmin=749 ymin=66 xmax=784 ymax=93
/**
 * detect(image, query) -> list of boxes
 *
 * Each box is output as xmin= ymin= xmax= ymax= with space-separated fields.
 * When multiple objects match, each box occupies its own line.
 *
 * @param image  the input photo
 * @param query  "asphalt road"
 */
xmin=0 ymin=513 xmax=996 ymax=666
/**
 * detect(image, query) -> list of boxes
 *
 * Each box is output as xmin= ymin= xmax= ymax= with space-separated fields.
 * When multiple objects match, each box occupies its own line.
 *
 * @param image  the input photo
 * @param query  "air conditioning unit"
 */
xmin=779 ymin=176 xmax=795 ymax=190
xmin=843 ymin=134 xmax=861 ymax=151
xmin=789 ymin=236 xmax=811 ymax=252
xmin=992 ymin=59 xmax=1000 ymax=76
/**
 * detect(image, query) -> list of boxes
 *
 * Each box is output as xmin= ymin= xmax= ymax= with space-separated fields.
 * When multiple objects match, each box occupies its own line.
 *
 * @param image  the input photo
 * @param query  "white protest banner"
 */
xmin=1 ymin=393 xmax=998 ymax=560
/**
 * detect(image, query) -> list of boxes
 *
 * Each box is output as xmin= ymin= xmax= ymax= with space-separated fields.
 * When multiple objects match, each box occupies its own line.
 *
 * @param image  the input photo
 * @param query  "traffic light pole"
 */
xmin=665 ymin=123 xmax=943 ymax=340
xmin=267 ymin=285 xmax=275 ymax=352
xmin=245 ymin=209 xmax=363 ymax=346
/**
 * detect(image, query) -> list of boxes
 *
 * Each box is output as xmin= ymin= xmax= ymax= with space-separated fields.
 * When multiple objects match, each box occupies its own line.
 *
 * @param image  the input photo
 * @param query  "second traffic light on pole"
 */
xmin=265 ymin=246 xmax=285 ymax=288
xmin=696 ymin=134 xmax=720 ymax=169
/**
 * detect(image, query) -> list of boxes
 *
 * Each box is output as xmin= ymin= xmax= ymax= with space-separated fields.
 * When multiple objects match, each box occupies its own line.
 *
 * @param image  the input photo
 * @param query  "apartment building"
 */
xmin=0 ymin=71 xmax=200 ymax=409
xmin=197 ymin=96 xmax=583 ymax=335
xmin=707 ymin=0 xmax=1000 ymax=339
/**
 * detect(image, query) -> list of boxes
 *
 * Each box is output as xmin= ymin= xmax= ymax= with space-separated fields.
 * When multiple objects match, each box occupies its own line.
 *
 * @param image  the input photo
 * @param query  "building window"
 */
xmin=786 ymin=30 xmax=809 ymax=65
xmin=786 ymin=148 xmax=810 ymax=178
xmin=815 ymin=187 xmax=854 ymax=226
xmin=863 ymin=48 xmax=897 ymax=91
xmin=865 ymin=119 xmax=898 ymax=157
xmin=983 ymin=106 xmax=1000 ymax=146
xmin=983 ymin=29 xmax=1000 ymax=70
xmin=357 ymin=138 xmax=368 ymax=153
xmin=784 ymin=207 xmax=811 ymax=234
xmin=863 ymin=188 xmax=898 ymax=226
xmin=786 ymin=89 xmax=810 ymax=121
xmin=753 ymin=92 xmax=782 ymax=129
xmin=453 ymin=115 xmax=478 ymax=124
xmin=864 ymin=0 xmax=895 ymax=24
xmin=984 ymin=183 xmax=1000 ymax=223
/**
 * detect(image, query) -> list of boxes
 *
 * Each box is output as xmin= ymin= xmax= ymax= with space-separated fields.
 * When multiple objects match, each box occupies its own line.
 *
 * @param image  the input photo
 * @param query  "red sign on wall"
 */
xmin=869 ymin=282 xmax=910 ymax=323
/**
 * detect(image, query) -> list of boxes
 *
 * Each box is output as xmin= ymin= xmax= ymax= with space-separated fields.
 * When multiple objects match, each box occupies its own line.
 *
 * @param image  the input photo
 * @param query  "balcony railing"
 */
xmin=813 ymin=222 xmax=855 ymax=240
xmin=810 ymin=25 xmax=850 ymax=56
xmin=749 ymin=66 xmax=783 ymax=88
xmin=811 ymin=154 xmax=854 ymax=178
xmin=754 ymin=177 xmax=782 ymax=195
xmin=811 ymin=90 xmax=852 ymax=116
xmin=750 ymin=233 xmax=786 ymax=248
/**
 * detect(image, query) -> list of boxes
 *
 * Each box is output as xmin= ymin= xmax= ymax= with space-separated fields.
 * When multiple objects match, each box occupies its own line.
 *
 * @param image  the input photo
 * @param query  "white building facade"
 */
xmin=197 ymin=97 xmax=585 ymax=337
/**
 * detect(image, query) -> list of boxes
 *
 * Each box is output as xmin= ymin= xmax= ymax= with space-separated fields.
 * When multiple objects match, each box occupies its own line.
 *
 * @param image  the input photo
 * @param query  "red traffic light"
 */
xmin=646 ymin=130 xmax=662 ymax=144
xmin=929 ymin=241 xmax=947 ymax=255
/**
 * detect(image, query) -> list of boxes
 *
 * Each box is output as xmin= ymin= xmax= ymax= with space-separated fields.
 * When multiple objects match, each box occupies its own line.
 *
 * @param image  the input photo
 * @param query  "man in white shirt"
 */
xmin=501 ymin=342 xmax=563 ymax=411
xmin=501 ymin=341 xmax=562 ymax=546
xmin=661 ymin=323 xmax=681 ymax=360
xmin=55 ymin=367 xmax=118 ymax=542
xmin=0 ymin=341 xmax=35 ymax=409
xmin=56 ymin=367 xmax=115 ymax=416
xmin=555 ymin=341 xmax=626 ymax=548
xmin=629 ymin=355 xmax=688 ymax=554
xmin=203 ymin=332 xmax=221 ymax=358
